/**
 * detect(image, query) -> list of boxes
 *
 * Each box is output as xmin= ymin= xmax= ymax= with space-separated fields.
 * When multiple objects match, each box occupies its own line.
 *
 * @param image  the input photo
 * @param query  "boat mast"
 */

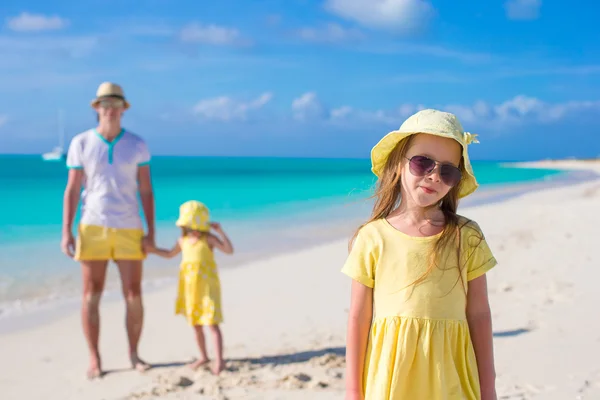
xmin=58 ymin=109 xmax=65 ymax=149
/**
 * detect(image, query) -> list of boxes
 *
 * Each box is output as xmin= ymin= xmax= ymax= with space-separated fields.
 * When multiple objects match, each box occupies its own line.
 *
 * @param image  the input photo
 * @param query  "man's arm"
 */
xmin=137 ymin=165 xmax=155 ymax=242
xmin=61 ymin=169 xmax=83 ymax=257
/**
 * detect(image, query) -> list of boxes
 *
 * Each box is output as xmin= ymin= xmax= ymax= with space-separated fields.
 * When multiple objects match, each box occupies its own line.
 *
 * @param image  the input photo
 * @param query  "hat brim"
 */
xmin=175 ymin=218 xmax=210 ymax=232
xmin=370 ymin=130 xmax=478 ymax=199
xmin=90 ymin=96 xmax=130 ymax=110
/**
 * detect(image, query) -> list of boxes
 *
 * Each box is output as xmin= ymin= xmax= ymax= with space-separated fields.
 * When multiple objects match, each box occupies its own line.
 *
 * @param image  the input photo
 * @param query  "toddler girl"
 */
xmin=150 ymin=200 xmax=233 ymax=375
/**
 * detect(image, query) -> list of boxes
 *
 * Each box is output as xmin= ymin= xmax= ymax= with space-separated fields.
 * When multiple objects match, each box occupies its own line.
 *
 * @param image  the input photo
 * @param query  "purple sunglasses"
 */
xmin=405 ymin=155 xmax=462 ymax=187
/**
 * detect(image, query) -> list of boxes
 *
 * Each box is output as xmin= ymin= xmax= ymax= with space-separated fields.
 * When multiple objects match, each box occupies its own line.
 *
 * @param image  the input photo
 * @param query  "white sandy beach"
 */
xmin=1 ymin=160 xmax=599 ymax=400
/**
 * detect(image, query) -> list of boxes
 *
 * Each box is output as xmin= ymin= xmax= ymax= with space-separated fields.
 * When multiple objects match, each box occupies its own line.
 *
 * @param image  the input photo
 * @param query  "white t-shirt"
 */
xmin=66 ymin=128 xmax=151 ymax=229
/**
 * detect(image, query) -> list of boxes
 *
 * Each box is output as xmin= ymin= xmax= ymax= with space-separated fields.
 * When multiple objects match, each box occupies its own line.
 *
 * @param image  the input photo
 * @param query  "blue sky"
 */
xmin=0 ymin=0 xmax=599 ymax=160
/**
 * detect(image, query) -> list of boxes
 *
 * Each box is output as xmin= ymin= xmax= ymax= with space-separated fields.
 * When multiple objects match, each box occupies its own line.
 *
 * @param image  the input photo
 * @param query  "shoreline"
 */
xmin=0 ymin=163 xmax=598 ymax=334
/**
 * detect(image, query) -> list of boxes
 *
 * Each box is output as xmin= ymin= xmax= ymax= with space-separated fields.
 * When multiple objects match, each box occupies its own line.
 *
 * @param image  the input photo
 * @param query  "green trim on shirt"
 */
xmin=93 ymin=128 xmax=125 ymax=164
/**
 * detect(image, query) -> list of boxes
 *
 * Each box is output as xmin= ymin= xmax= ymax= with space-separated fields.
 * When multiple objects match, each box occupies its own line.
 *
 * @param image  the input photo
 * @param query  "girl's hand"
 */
xmin=210 ymin=222 xmax=223 ymax=232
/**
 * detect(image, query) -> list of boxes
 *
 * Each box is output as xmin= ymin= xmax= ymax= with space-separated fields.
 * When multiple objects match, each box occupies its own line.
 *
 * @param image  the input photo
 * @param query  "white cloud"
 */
xmin=299 ymin=93 xmax=600 ymax=129
xmin=439 ymin=96 xmax=600 ymax=127
xmin=505 ymin=0 xmax=542 ymax=21
xmin=292 ymin=92 xmax=328 ymax=121
xmin=180 ymin=23 xmax=247 ymax=46
xmin=296 ymin=23 xmax=364 ymax=43
xmin=491 ymin=95 xmax=600 ymax=124
xmin=330 ymin=106 xmax=353 ymax=119
xmin=6 ymin=12 xmax=68 ymax=32
xmin=0 ymin=36 xmax=97 ymax=60
xmin=193 ymin=92 xmax=273 ymax=121
xmin=0 ymin=114 xmax=7 ymax=128
xmin=325 ymin=0 xmax=434 ymax=32
xmin=359 ymin=43 xmax=493 ymax=63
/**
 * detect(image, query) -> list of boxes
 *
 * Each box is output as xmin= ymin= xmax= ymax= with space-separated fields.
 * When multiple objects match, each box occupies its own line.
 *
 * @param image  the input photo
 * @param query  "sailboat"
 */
xmin=42 ymin=110 xmax=66 ymax=161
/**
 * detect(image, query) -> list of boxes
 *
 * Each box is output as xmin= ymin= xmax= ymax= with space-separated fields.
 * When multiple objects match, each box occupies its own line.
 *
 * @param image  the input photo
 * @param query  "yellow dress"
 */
xmin=175 ymin=236 xmax=223 ymax=326
xmin=341 ymin=217 xmax=497 ymax=400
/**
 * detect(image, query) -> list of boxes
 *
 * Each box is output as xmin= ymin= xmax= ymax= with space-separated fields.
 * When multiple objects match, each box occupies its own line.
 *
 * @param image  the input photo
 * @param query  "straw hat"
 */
xmin=90 ymin=82 xmax=130 ymax=109
xmin=371 ymin=109 xmax=480 ymax=198
xmin=176 ymin=201 xmax=211 ymax=231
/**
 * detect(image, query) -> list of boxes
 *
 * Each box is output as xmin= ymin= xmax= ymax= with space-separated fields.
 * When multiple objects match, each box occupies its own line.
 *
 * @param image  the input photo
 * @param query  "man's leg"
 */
xmin=81 ymin=260 xmax=108 ymax=379
xmin=115 ymin=259 xmax=150 ymax=371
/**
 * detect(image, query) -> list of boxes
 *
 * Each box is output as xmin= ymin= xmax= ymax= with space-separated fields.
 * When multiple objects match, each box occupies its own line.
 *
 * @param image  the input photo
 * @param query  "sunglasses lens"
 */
xmin=409 ymin=156 xmax=435 ymax=176
xmin=100 ymin=99 xmax=124 ymax=108
xmin=440 ymin=165 xmax=462 ymax=187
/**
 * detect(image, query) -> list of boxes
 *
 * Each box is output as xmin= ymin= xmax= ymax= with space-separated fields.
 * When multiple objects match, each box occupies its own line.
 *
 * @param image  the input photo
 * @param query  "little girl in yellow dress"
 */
xmin=149 ymin=200 xmax=234 ymax=375
xmin=343 ymin=109 xmax=498 ymax=399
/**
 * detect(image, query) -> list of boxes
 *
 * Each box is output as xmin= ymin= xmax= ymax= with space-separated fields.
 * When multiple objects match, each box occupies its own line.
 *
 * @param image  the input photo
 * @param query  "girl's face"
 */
xmin=190 ymin=230 xmax=203 ymax=238
xmin=400 ymin=133 xmax=462 ymax=208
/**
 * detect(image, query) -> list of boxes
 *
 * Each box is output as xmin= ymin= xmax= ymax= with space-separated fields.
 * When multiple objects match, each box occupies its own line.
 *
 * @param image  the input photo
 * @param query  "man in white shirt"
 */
xmin=61 ymin=82 xmax=155 ymax=379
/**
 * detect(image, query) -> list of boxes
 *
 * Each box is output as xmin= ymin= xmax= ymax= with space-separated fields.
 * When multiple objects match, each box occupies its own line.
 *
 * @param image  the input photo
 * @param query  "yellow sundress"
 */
xmin=342 ymin=217 xmax=497 ymax=400
xmin=175 ymin=236 xmax=223 ymax=326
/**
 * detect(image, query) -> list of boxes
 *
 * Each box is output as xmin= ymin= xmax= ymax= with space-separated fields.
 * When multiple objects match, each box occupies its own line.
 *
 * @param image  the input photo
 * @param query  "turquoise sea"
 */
xmin=0 ymin=155 xmax=567 ymax=316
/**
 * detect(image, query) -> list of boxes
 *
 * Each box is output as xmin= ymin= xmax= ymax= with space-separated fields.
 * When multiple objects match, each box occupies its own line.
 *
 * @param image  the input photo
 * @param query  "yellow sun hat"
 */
xmin=90 ymin=82 xmax=131 ymax=109
xmin=175 ymin=201 xmax=210 ymax=231
xmin=371 ymin=108 xmax=480 ymax=199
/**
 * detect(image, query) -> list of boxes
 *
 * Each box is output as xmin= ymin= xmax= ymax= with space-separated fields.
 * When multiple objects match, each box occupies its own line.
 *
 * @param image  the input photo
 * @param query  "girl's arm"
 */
xmin=207 ymin=223 xmax=234 ymax=254
xmin=466 ymin=274 xmax=497 ymax=400
xmin=148 ymin=241 xmax=181 ymax=259
xmin=345 ymin=280 xmax=373 ymax=399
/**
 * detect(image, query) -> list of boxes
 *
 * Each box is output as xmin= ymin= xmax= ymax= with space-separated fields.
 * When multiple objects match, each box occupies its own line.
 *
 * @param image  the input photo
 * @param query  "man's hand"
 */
xmin=142 ymin=234 xmax=155 ymax=255
xmin=61 ymin=231 xmax=75 ymax=258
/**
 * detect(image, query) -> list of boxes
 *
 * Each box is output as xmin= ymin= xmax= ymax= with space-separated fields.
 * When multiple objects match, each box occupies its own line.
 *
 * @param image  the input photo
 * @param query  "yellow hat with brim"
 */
xmin=371 ymin=108 xmax=480 ymax=199
xmin=176 ymin=200 xmax=210 ymax=231
xmin=90 ymin=82 xmax=131 ymax=109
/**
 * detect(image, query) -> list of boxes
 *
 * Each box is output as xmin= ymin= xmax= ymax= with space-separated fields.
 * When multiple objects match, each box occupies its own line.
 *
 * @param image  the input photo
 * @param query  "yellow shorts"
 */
xmin=75 ymin=224 xmax=146 ymax=261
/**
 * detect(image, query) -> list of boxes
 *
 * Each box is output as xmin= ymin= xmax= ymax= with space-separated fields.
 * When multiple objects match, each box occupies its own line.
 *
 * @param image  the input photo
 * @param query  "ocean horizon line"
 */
xmin=0 ymin=153 xmax=572 ymax=163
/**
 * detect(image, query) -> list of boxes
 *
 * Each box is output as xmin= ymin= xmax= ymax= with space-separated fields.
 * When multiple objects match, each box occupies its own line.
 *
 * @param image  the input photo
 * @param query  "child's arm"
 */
xmin=207 ymin=222 xmax=234 ymax=254
xmin=466 ymin=274 xmax=497 ymax=400
xmin=148 ymin=241 xmax=181 ymax=259
xmin=345 ymin=280 xmax=373 ymax=399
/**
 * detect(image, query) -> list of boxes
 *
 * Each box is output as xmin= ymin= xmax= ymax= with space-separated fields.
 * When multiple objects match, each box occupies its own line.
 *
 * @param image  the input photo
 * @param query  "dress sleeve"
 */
xmin=66 ymin=137 xmax=83 ymax=169
xmin=341 ymin=229 xmax=376 ymax=288
xmin=464 ymin=223 xmax=498 ymax=281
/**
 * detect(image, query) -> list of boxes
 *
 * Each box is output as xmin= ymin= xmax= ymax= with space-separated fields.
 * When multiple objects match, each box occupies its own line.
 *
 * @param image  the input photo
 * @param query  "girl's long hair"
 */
xmin=351 ymin=135 xmax=479 ymax=290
